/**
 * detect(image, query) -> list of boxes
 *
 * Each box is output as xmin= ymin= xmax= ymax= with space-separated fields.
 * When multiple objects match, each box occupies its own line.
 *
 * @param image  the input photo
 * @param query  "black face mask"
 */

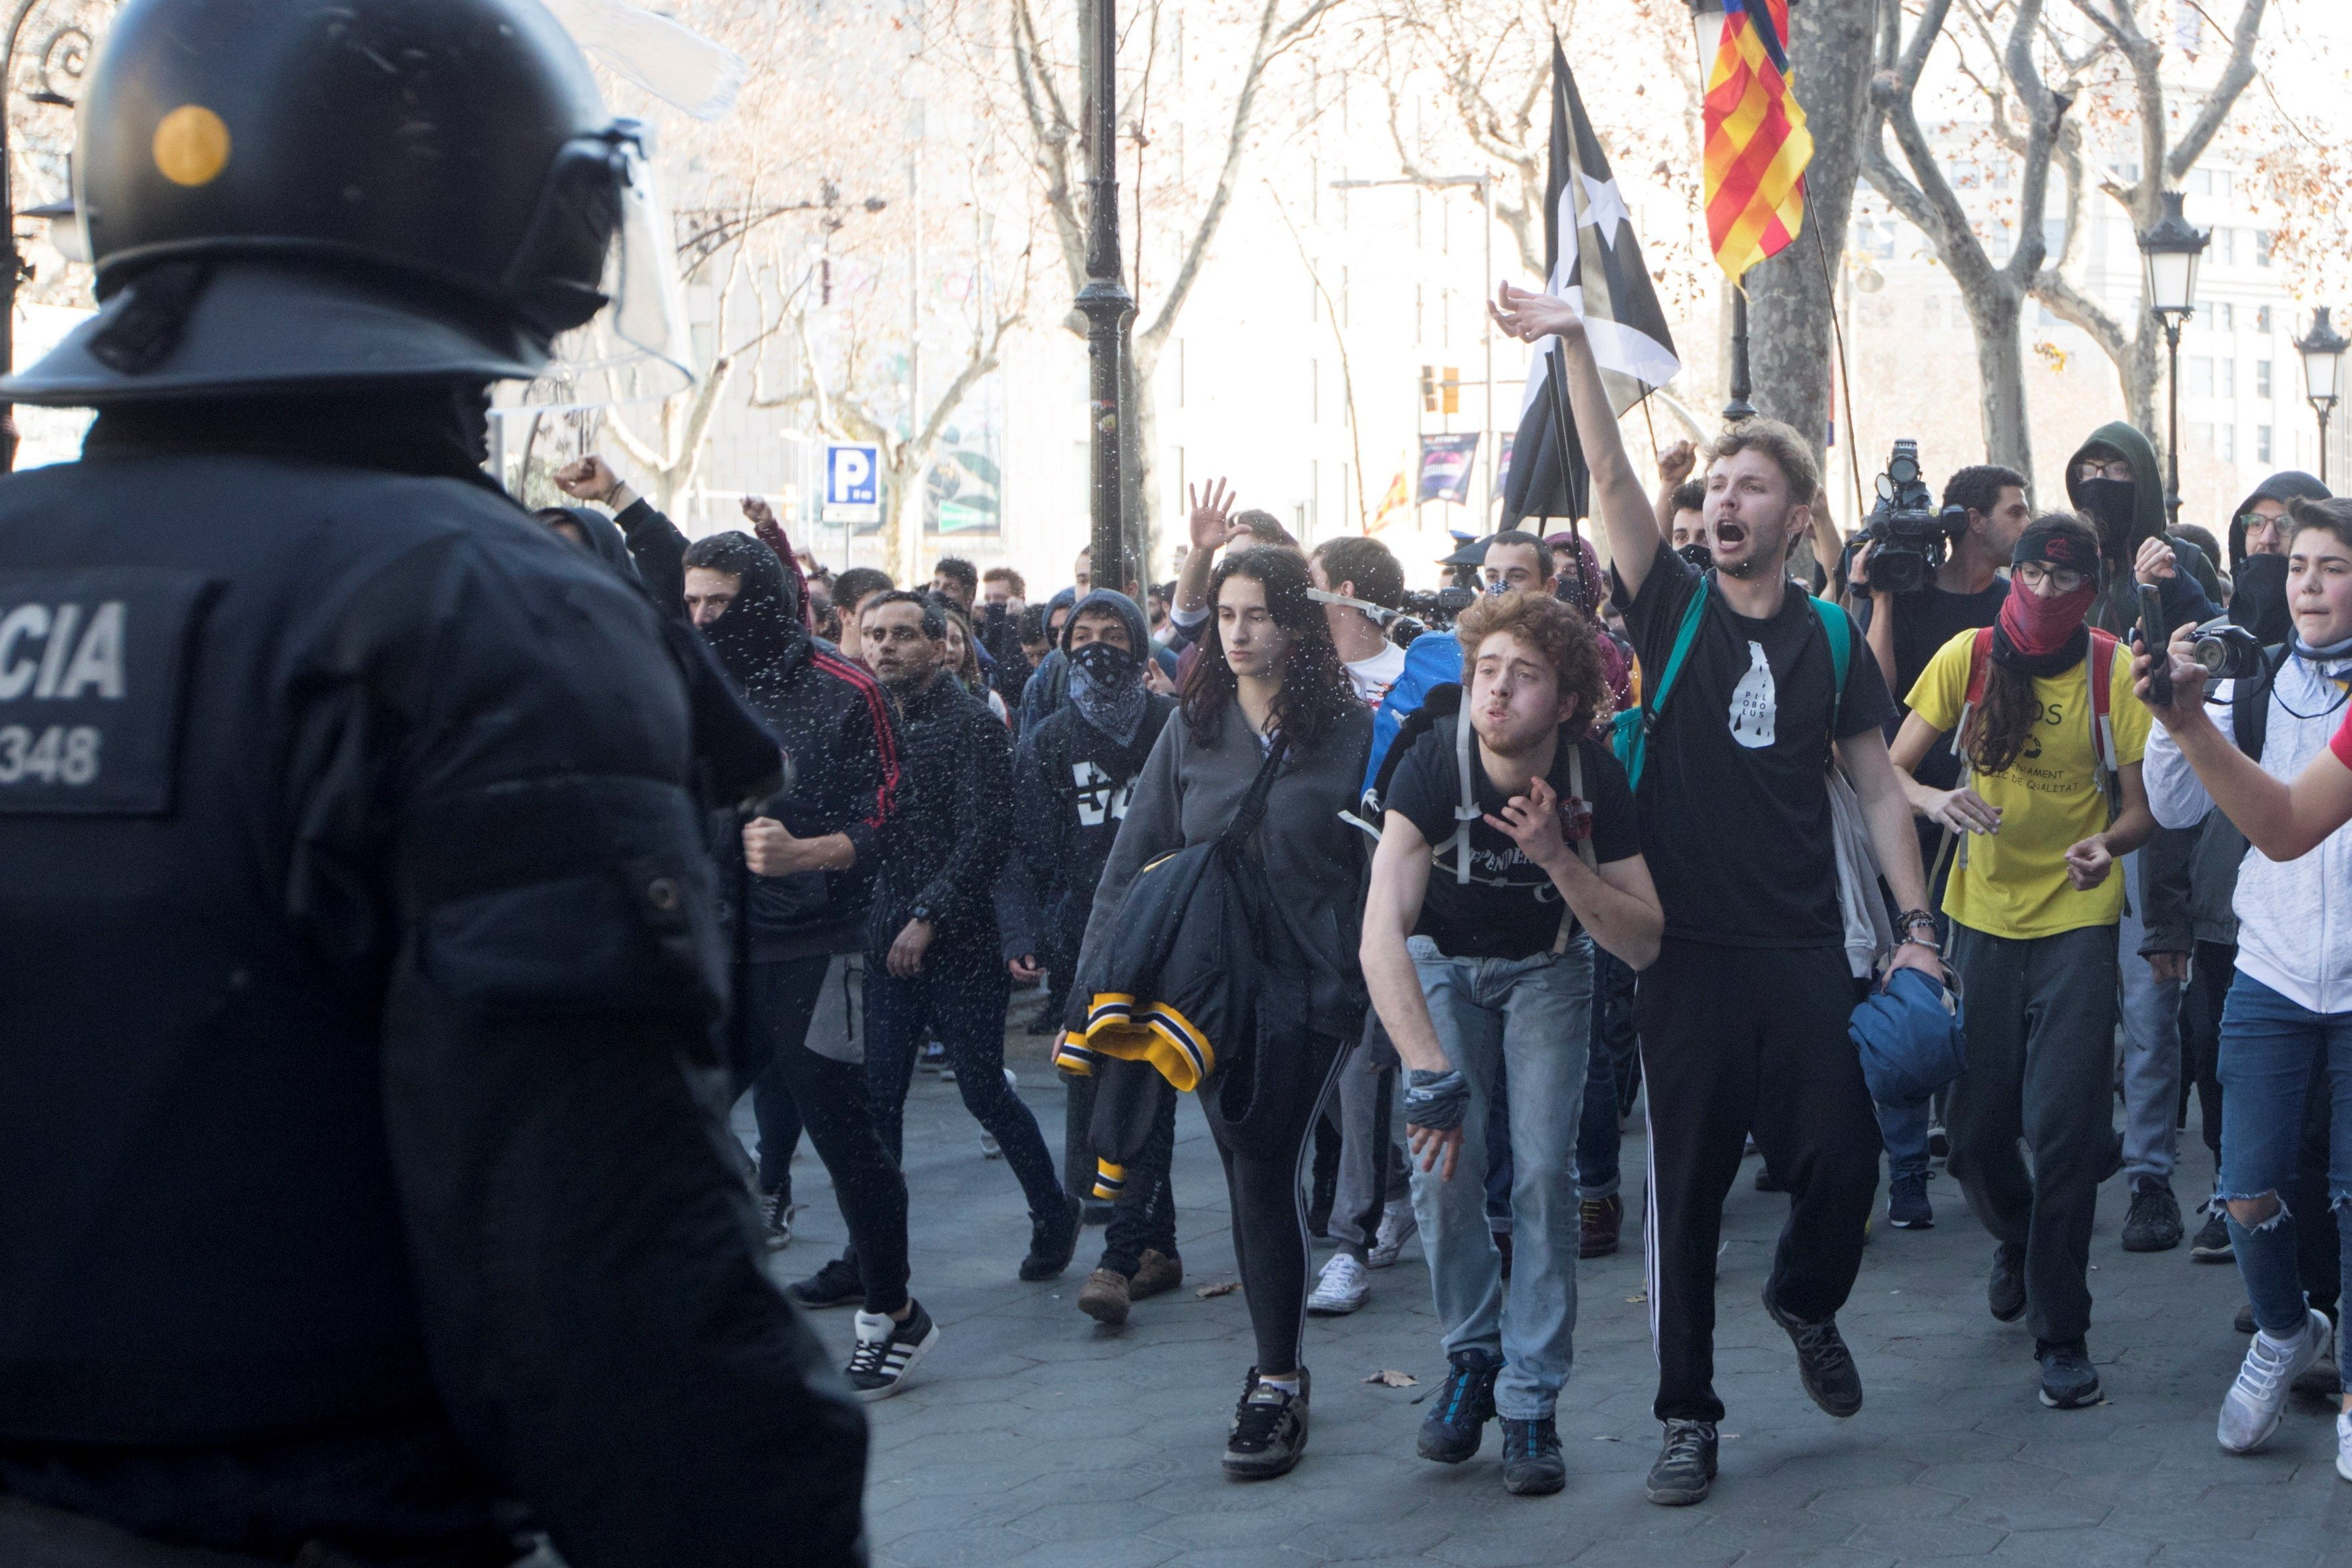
xmin=2077 ymin=478 xmax=2138 ymax=548
xmin=982 ymin=602 xmax=1009 ymax=626
xmin=1070 ymin=639 xmax=1140 ymax=686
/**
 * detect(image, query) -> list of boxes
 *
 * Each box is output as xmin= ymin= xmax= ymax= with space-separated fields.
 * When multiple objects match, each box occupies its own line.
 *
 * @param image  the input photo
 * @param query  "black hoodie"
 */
xmin=2223 ymin=470 xmax=2331 ymax=571
xmin=2063 ymin=420 xmax=2224 ymax=637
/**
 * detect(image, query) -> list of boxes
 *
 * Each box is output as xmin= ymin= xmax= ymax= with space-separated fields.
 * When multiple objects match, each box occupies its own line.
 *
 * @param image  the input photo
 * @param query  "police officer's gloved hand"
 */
xmin=1403 ymin=1067 xmax=1469 ymax=1132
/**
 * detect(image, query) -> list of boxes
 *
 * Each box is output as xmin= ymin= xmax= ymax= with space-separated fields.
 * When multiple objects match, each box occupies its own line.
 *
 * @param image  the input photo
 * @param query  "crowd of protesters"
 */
xmin=527 ymin=275 xmax=2352 ymax=1511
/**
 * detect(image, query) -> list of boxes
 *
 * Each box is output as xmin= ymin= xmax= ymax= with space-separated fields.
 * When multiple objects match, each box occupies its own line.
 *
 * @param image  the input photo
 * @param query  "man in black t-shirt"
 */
xmin=1362 ymin=591 xmax=1663 ymax=1497
xmin=1491 ymin=281 xmax=1939 ymax=1507
xmin=1847 ymin=462 xmax=2027 ymax=1229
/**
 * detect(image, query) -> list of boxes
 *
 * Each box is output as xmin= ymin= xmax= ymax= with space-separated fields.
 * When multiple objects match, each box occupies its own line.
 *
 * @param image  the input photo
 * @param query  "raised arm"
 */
xmin=1489 ymin=282 xmax=1658 ymax=600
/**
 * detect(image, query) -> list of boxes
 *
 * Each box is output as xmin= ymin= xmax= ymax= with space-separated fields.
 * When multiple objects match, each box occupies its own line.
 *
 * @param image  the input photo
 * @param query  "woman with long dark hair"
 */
xmin=1889 ymin=513 xmax=2157 ymax=1412
xmin=1073 ymin=528 xmax=1372 ymax=1479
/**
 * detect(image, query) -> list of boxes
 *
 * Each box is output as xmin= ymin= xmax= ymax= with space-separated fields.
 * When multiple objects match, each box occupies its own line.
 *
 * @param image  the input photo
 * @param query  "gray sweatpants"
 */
xmin=1327 ymin=1013 xmax=1409 ymax=1258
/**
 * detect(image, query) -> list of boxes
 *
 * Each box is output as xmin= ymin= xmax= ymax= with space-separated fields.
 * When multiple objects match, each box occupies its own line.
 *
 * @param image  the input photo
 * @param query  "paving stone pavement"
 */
xmin=739 ymin=1021 xmax=2352 ymax=1568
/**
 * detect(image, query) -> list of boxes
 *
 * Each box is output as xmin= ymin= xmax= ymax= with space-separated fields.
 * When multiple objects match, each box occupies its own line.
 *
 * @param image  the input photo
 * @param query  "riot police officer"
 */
xmin=0 ymin=0 xmax=867 ymax=1563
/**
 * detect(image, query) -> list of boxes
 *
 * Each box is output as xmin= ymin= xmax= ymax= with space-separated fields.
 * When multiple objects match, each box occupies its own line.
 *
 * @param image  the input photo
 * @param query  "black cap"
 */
xmin=2013 ymin=516 xmax=2103 ymax=585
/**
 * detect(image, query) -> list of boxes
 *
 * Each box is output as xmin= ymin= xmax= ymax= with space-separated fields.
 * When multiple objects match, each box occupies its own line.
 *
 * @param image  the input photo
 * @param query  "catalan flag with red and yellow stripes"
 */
xmin=1703 ymin=0 xmax=1811 ymax=280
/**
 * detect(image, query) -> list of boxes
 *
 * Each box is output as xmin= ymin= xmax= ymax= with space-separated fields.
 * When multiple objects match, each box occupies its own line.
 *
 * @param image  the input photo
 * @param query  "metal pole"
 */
xmin=2163 ymin=317 xmax=2183 ymax=529
xmin=1076 ymin=0 xmax=1132 ymax=596
xmin=904 ymin=142 xmax=923 ymax=585
xmin=1481 ymin=176 xmax=1494 ymax=521
xmin=1725 ymin=284 xmax=1755 ymax=422
xmin=2319 ymin=403 xmax=2332 ymax=487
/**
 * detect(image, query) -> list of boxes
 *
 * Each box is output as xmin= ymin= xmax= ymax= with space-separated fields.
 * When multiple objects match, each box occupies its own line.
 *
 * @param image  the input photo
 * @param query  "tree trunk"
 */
xmin=1967 ymin=287 xmax=2032 ymax=475
xmin=1743 ymin=0 xmax=1873 ymax=503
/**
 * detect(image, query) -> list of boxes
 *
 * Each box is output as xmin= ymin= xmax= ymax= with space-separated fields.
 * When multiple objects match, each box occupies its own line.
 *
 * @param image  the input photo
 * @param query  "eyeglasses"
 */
xmin=2014 ymin=561 xmax=2086 ymax=594
xmin=2241 ymin=512 xmax=2287 ymax=537
xmin=2073 ymin=459 xmax=2133 ymax=483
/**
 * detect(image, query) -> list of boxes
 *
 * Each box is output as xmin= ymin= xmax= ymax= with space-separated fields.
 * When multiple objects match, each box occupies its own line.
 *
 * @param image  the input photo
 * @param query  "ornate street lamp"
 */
xmin=2296 ymin=307 xmax=2348 ymax=485
xmin=2137 ymin=190 xmax=2209 ymax=529
xmin=1075 ymin=0 xmax=1132 ymax=593
xmin=0 ymin=1 xmax=103 ymax=472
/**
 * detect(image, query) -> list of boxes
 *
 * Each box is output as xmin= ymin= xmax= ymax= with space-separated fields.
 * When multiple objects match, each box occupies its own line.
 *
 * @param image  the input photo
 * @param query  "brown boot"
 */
xmin=1129 ymin=1249 xmax=1183 ymax=1301
xmin=1077 ymin=1267 xmax=1131 ymax=1325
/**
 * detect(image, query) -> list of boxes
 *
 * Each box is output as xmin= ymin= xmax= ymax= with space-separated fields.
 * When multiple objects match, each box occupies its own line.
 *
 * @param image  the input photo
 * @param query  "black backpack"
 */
xmin=2231 ymin=644 xmax=2291 ymax=763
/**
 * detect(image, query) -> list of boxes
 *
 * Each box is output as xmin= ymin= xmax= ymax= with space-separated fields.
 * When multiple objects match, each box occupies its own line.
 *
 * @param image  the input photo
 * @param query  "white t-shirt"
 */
xmin=1345 ymin=641 xmax=1408 ymax=707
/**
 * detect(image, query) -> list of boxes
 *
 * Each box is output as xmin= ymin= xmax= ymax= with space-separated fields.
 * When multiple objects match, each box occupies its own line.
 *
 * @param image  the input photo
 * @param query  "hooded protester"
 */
xmin=1019 ymin=586 xmax=1081 ymax=733
xmin=2225 ymin=470 xmax=2331 ymax=573
xmin=997 ymin=591 xmax=1184 ymax=1325
xmin=1545 ymin=530 xmax=1634 ymax=713
xmin=2063 ymin=422 xmax=2225 ymax=636
xmin=537 ymin=503 xmax=643 ymax=583
xmin=677 ymin=531 xmax=937 ymax=1402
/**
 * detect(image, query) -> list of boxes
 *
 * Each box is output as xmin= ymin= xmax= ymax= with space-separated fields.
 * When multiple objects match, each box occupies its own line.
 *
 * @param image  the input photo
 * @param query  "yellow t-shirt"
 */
xmin=1906 ymin=630 xmax=2151 ymax=939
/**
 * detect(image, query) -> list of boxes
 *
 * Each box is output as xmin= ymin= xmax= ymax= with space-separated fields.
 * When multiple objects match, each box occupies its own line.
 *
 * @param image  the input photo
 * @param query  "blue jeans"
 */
xmin=2119 ymin=851 xmax=2183 ymax=1185
xmin=1875 ymin=1098 xmax=1931 ymax=1182
xmin=2217 ymin=971 xmax=2352 ymax=1365
xmin=1405 ymin=935 xmax=1593 ymax=1420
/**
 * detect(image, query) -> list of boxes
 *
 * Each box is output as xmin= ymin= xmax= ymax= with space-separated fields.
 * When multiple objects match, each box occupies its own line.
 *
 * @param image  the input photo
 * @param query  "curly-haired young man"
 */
xmin=1361 ymin=589 xmax=1663 ymax=1497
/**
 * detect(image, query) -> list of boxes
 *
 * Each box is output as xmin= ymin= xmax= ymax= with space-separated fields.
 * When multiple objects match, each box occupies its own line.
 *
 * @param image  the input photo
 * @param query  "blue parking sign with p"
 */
xmin=827 ymin=445 xmax=878 ymax=507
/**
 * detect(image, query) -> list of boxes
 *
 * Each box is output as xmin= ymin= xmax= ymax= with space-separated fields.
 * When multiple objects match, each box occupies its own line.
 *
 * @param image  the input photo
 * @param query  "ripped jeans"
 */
xmin=2218 ymin=970 xmax=2352 ymax=1370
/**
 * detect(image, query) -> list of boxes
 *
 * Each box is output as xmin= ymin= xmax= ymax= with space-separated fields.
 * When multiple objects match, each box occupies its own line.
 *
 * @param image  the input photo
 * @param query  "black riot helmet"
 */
xmin=5 ymin=0 xmax=684 ymax=404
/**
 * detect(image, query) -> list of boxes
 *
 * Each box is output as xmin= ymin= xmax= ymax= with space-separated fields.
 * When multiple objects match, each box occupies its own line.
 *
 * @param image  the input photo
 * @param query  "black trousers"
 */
xmin=1636 ymin=939 xmax=1879 ymax=1424
xmin=741 ymin=957 xmax=912 ymax=1317
xmin=2181 ymin=939 xmax=2235 ymax=1164
xmin=1945 ymin=922 xmax=2119 ymax=1348
xmin=1099 ymin=1079 xmax=1181 ymax=1276
xmin=1201 ymin=1029 xmax=1351 ymax=1377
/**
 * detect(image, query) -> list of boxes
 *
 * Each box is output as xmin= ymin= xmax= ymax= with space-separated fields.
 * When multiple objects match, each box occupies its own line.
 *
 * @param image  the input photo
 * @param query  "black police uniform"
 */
xmin=0 ymin=0 xmax=866 ymax=1563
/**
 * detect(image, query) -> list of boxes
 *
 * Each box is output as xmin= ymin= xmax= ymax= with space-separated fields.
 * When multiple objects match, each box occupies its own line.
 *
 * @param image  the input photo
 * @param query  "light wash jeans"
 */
xmin=1405 ymin=933 xmax=1593 ymax=1421
xmin=2217 ymin=972 xmax=2352 ymax=1374
xmin=2119 ymin=849 xmax=2183 ymax=1185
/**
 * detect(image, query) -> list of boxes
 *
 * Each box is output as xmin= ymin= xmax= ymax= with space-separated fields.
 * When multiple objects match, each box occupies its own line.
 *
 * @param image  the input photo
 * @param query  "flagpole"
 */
xmin=1483 ymin=175 xmax=1495 ymax=522
xmin=1542 ymin=344 xmax=1593 ymax=614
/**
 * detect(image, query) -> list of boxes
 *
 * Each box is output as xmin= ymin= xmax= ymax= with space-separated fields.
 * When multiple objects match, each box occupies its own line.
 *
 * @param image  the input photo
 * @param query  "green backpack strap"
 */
xmin=1612 ymin=577 xmax=1710 ymax=791
xmin=1809 ymin=595 xmax=1853 ymax=737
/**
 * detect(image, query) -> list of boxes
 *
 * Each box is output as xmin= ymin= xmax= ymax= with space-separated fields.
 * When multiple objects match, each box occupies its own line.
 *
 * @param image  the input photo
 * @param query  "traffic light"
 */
xmin=1420 ymin=365 xmax=1438 ymax=413
xmin=1442 ymin=366 xmax=1461 ymax=415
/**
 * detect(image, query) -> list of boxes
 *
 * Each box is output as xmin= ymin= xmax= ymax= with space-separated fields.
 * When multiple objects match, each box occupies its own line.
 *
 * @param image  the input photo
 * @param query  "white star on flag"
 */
xmin=1578 ymin=171 xmax=1630 ymax=247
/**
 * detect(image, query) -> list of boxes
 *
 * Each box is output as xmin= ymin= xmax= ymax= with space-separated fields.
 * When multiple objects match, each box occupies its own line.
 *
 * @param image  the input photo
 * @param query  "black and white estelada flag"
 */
xmin=1501 ymin=37 xmax=1681 ymax=533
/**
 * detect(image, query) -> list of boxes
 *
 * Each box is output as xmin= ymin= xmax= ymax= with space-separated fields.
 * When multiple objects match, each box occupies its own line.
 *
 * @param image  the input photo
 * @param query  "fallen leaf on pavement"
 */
xmin=1363 ymin=1369 xmax=1419 ymax=1388
xmin=1195 ymin=1280 xmax=1240 ymax=1298
xmin=1625 ymin=1291 xmax=1648 ymax=1303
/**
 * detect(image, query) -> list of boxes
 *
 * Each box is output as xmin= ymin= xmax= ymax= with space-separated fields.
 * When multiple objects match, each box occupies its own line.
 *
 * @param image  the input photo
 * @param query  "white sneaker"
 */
xmin=2219 ymin=1307 xmax=2331 ymax=1454
xmin=979 ymin=1131 xmax=1001 ymax=1159
xmin=1306 ymin=1251 xmax=1369 ymax=1315
xmin=1367 ymin=1203 xmax=1418 ymax=1270
xmin=845 ymin=1303 xmax=939 ymax=1401
xmin=2337 ymin=1408 xmax=2352 ymax=1482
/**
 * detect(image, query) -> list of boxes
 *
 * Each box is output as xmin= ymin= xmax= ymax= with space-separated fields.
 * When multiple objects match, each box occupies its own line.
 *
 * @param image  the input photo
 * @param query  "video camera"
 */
xmin=1851 ymin=439 xmax=1968 ymax=595
xmin=1391 ymin=585 xmax=1477 ymax=645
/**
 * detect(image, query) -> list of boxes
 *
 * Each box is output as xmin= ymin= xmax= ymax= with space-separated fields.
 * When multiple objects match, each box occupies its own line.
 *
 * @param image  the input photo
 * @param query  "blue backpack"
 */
xmin=1359 ymin=629 xmax=1467 ymax=819
xmin=1610 ymin=577 xmax=1852 ymax=791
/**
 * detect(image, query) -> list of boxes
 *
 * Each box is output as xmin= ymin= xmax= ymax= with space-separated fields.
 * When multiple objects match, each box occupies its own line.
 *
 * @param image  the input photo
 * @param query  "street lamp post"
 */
xmin=1332 ymin=173 xmax=1495 ymax=520
xmin=1075 ymin=0 xmax=1133 ymax=594
xmin=2296 ymin=307 xmax=2348 ymax=485
xmin=2137 ymin=190 xmax=2209 ymax=531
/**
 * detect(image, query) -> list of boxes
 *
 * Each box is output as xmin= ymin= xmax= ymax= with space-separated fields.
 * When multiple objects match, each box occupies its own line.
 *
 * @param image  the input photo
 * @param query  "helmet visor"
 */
xmin=527 ymin=128 xmax=696 ymax=409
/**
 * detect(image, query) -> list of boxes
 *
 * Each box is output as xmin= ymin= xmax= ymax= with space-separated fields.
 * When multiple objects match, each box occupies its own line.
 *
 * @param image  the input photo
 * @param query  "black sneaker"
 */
xmin=1763 ymin=1287 xmax=1863 ymax=1417
xmin=1987 ymin=1243 xmax=2027 ymax=1323
xmin=1019 ymin=1193 xmax=1082 ymax=1281
xmin=844 ymin=1301 xmax=939 ymax=1401
xmin=2121 ymin=1180 xmax=2183 ymax=1252
xmin=2037 ymin=1338 xmax=2101 ymax=1409
xmin=1927 ymin=1121 xmax=1950 ymax=1159
xmin=785 ymin=1256 xmax=865 ymax=1310
xmin=2235 ymin=1301 xmax=2259 ymax=1335
xmin=1223 ymin=1369 xmax=1310 ymax=1479
xmin=2190 ymin=1207 xmax=2234 ymax=1261
xmin=1417 ymin=1347 xmax=1501 ymax=1463
xmin=1887 ymin=1171 xmax=1933 ymax=1229
xmin=1500 ymin=1417 xmax=1566 ymax=1496
xmin=1754 ymin=1164 xmax=1785 ymax=1193
xmin=1644 ymin=1419 xmax=1718 ymax=1505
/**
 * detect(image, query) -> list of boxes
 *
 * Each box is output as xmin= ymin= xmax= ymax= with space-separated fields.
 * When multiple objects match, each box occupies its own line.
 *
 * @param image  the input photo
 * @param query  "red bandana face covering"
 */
xmin=1997 ymin=574 xmax=2096 ymax=656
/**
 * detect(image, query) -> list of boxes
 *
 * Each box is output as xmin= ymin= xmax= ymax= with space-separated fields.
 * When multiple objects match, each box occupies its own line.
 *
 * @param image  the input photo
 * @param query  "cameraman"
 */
xmin=1849 ymin=463 xmax=2028 ymax=1229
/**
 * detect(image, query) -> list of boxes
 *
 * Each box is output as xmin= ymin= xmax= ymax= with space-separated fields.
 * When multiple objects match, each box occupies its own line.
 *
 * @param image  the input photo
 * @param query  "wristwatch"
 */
xmin=909 ymin=901 xmax=938 ymax=925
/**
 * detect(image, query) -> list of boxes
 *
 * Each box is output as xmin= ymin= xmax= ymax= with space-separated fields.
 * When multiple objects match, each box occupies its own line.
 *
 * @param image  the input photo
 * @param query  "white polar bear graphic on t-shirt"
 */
xmin=1729 ymin=641 xmax=1776 ymax=748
